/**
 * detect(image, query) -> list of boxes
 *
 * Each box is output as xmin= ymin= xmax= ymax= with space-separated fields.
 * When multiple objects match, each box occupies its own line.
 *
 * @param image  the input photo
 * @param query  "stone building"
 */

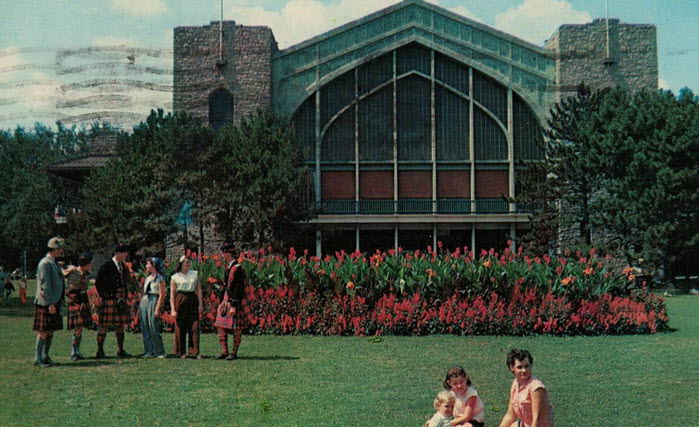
xmin=173 ymin=0 xmax=657 ymax=255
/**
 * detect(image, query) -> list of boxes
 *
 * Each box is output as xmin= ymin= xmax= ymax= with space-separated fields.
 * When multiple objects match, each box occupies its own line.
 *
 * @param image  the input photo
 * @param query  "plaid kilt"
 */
xmin=67 ymin=290 xmax=92 ymax=329
xmin=33 ymin=304 xmax=63 ymax=332
xmin=97 ymin=288 xmax=129 ymax=329
xmin=216 ymin=303 xmax=247 ymax=332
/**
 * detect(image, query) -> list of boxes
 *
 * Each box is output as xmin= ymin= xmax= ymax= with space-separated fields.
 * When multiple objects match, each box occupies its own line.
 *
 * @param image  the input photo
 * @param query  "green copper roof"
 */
xmin=271 ymin=0 xmax=556 ymax=119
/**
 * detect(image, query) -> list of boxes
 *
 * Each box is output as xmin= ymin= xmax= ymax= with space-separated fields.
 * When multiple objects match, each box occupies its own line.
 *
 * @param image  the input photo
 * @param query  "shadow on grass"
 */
xmin=46 ymin=360 xmax=114 ymax=368
xmin=237 ymin=355 xmax=299 ymax=361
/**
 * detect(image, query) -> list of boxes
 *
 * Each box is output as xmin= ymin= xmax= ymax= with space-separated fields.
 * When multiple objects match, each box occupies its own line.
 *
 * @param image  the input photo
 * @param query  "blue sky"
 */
xmin=1 ymin=0 xmax=696 ymax=131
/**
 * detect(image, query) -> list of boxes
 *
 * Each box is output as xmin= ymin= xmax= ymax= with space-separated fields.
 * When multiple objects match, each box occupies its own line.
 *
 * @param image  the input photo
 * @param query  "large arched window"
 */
xmin=209 ymin=88 xmax=234 ymax=130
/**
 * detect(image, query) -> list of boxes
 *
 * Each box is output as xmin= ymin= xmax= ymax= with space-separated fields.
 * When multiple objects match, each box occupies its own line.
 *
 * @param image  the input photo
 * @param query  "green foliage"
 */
xmin=525 ymin=85 xmax=699 ymax=274
xmin=0 ymin=122 xmax=96 ymax=266
xmin=210 ymin=111 xmax=311 ymax=248
xmin=72 ymin=110 xmax=208 ymax=254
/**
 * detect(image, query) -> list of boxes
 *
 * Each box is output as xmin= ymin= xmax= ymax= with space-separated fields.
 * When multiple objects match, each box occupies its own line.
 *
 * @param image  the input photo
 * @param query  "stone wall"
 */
xmin=173 ymin=21 xmax=276 ymax=125
xmin=547 ymin=19 xmax=657 ymax=100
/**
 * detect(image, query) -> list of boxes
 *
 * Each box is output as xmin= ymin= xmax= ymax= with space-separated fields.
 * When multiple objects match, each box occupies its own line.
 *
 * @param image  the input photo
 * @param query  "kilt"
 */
xmin=33 ymin=304 xmax=63 ymax=332
xmin=216 ymin=302 xmax=246 ymax=331
xmin=97 ymin=288 xmax=129 ymax=329
xmin=67 ymin=290 xmax=92 ymax=329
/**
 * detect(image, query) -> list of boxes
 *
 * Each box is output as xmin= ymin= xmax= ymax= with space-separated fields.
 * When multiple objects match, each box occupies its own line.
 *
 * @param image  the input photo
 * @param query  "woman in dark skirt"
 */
xmin=64 ymin=254 xmax=93 ymax=360
xmin=170 ymin=256 xmax=203 ymax=358
xmin=33 ymin=237 xmax=66 ymax=367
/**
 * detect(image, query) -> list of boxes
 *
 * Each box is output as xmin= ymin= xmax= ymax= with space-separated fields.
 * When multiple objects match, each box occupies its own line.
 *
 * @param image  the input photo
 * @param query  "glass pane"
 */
xmin=513 ymin=93 xmax=544 ymax=160
xmin=292 ymin=96 xmax=316 ymax=162
xmin=358 ymin=53 xmax=392 ymax=95
xmin=321 ymin=70 xmax=354 ymax=126
xmin=435 ymin=52 xmax=469 ymax=94
xmin=322 ymin=108 xmax=354 ymax=162
xmin=474 ymin=108 xmax=507 ymax=160
xmin=208 ymin=89 xmax=234 ymax=130
xmin=359 ymin=86 xmax=393 ymax=161
xmin=436 ymin=86 xmax=469 ymax=161
xmin=396 ymin=43 xmax=430 ymax=76
xmin=473 ymin=69 xmax=507 ymax=125
xmin=397 ymin=75 xmax=431 ymax=161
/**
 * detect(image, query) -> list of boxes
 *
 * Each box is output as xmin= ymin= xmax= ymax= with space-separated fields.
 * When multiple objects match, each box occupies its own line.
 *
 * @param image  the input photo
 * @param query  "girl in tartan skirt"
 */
xmin=64 ymin=254 xmax=93 ymax=360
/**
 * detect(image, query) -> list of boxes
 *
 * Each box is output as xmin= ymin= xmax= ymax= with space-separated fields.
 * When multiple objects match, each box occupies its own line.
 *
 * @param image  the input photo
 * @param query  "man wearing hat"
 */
xmin=216 ymin=241 xmax=247 ymax=360
xmin=94 ymin=244 xmax=131 ymax=358
xmin=32 ymin=237 xmax=65 ymax=367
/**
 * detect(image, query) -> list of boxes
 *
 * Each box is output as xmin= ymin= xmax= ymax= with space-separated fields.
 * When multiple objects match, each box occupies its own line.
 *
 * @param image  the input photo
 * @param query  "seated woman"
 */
xmin=498 ymin=349 xmax=554 ymax=427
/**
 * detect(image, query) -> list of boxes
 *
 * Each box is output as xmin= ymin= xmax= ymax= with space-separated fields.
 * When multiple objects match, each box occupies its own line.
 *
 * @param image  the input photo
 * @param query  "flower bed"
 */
xmin=115 ymin=245 xmax=669 ymax=336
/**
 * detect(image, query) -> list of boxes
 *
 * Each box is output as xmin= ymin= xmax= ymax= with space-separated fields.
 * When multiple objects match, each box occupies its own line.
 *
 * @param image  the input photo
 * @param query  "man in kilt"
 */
xmin=216 ymin=242 xmax=247 ymax=360
xmin=33 ymin=237 xmax=65 ymax=367
xmin=94 ymin=244 xmax=131 ymax=358
xmin=64 ymin=254 xmax=93 ymax=360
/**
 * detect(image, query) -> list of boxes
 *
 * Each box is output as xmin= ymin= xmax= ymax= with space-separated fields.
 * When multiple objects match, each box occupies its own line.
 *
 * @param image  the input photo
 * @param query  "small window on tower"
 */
xmin=209 ymin=89 xmax=234 ymax=130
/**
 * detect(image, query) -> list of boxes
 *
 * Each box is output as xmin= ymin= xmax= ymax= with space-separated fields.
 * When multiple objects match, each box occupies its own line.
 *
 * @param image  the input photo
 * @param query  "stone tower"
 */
xmin=173 ymin=21 xmax=277 ymax=126
xmin=547 ymin=18 xmax=658 ymax=100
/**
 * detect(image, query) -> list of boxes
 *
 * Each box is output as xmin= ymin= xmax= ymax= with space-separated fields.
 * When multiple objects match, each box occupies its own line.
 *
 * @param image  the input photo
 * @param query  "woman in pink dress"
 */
xmin=498 ymin=349 xmax=554 ymax=427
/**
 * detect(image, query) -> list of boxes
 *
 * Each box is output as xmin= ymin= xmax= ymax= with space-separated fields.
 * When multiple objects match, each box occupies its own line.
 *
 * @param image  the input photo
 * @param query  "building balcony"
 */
xmin=314 ymin=198 xmax=537 ymax=215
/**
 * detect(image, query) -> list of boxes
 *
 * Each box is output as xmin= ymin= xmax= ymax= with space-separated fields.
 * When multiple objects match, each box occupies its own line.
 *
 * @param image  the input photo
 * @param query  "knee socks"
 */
xmin=115 ymin=330 xmax=125 ymax=352
xmin=71 ymin=333 xmax=82 ymax=356
xmin=97 ymin=331 xmax=106 ymax=353
xmin=34 ymin=337 xmax=46 ymax=363
xmin=218 ymin=330 xmax=229 ymax=355
xmin=232 ymin=329 xmax=241 ymax=356
xmin=44 ymin=335 xmax=53 ymax=360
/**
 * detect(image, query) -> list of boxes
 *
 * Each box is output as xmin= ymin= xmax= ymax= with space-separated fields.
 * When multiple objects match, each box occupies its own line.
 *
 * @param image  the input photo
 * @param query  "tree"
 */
xmin=594 ymin=88 xmax=699 ymax=273
xmin=210 ymin=111 xmax=311 ymax=249
xmin=530 ymin=85 xmax=699 ymax=276
xmin=72 ymin=110 xmax=210 ymax=255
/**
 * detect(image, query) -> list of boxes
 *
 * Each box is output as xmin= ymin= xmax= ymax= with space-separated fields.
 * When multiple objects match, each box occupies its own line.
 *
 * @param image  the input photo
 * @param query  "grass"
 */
xmin=0 ymin=286 xmax=697 ymax=426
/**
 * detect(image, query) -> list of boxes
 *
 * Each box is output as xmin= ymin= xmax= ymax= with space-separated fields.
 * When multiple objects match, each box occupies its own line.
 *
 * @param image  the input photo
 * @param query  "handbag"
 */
xmin=213 ymin=293 xmax=236 ymax=329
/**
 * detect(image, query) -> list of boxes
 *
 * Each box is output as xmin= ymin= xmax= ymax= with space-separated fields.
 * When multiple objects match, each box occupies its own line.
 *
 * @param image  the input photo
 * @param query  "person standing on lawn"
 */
xmin=138 ymin=257 xmax=166 ymax=358
xmin=3 ymin=272 xmax=15 ymax=305
xmin=94 ymin=244 xmax=131 ymax=358
xmin=64 ymin=254 xmax=93 ymax=360
xmin=216 ymin=242 xmax=247 ymax=360
xmin=170 ymin=255 xmax=203 ymax=359
xmin=32 ymin=237 xmax=65 ymax=367
xmin=498 ymin=349 xmax=555 ymax=427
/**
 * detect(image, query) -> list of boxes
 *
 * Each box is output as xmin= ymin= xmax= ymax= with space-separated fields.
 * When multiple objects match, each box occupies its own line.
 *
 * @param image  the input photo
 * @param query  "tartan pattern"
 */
xmin=97 ymin=288 xmax=129 ymax=328
xmin=67 ymin=290 xmax=92 ymax=329
xmin=33 ymin=304 xmax=63 ymax=332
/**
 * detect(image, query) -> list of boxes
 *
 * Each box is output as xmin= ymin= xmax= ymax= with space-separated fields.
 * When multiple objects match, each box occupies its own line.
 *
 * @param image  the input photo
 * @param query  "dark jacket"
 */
xmin=223 ymin=263 xmax=246 ymax=308
xmin=95 ymin=259 xmax=126 ymax=299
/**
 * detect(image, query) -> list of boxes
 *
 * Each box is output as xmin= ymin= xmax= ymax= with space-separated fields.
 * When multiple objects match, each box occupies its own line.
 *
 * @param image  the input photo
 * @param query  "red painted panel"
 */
xmin=322 ymin=171 xmax=355 ymax=200
xmin=475 ymin=170 xmax=508 ymax=198
xmin=398 ymin=171 xmax=432 ymax=198
xmin=360 ymin=171 xmax=393 ymax=199
xmin=437 ymin=170 xmax=470 ymax=198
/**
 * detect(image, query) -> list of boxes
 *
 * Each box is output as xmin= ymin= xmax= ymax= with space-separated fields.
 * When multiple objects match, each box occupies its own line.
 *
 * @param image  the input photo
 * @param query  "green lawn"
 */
xmin=0 ymin=289 xmax=696 ymax=426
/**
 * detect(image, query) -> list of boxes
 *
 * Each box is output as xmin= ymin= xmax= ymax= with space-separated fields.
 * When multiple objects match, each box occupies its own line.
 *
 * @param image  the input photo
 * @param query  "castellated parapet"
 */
xmin=173 ymin=21 xmax=277 ymax=125
xmin=547 ymin=18 xmax=657 ymax=100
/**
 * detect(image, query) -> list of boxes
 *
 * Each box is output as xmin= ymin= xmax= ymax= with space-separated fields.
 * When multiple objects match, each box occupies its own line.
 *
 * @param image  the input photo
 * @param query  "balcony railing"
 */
xmin=314 ymin=199 xmax=533 ymax=215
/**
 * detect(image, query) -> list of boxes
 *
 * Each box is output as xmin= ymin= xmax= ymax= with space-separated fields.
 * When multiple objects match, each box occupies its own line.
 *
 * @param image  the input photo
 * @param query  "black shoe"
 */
xmin=43 ymin=356 xmax=56 ymax=365
xmin=217 ymin=353 xmax=229 ymax=360
xmin=70 ymin=354 xmax=79 ymax=361
xmin=226 ymin=354 xmax=237 ymax=360
xmin=117 ymin=350 xmax=131 ymax=358
xmin=95 ymin=350 xmax=106 ymax=359
xmin=34 ymin=360 xmax=51 ymax=368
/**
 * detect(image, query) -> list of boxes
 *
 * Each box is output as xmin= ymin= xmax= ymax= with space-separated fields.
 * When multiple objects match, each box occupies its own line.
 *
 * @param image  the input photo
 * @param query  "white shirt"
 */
xmin=171 ymin=270 xmax=198 ymax=292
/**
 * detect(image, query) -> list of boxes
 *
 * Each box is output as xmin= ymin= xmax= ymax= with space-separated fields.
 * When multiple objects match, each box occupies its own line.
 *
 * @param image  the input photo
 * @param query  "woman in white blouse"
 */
xmin=138 ymin=257 xmax=166 ymax=358
xmin=170 ymin=256 xmax=203 ymax=359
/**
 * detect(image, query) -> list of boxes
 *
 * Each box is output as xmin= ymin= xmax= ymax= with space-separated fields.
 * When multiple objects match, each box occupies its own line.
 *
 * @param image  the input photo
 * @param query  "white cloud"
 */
xmin=227 ymin=0 xmax=484 ymax=49
xmin=92 ymin=36 xmax=137 ymax=47
xmin=494 ymin=0 xmax=591 ymax=45
xmin=658 ymin=78 xmax=671 ymax=91
xmin=448 ymin=5 xmax=483 ymax=23
xmin=110 ymin=0 xmax=167 ymax=17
